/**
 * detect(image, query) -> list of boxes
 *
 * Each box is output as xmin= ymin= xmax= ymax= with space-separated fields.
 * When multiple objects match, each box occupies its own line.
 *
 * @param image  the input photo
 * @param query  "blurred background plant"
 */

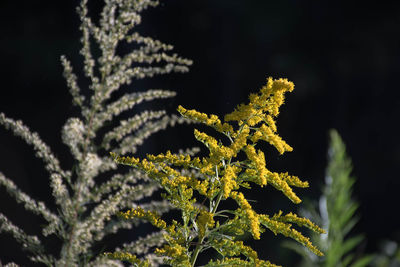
xmin=372 ymin=240 xmax=400 ymax=267
xmin=283 ymin=129 xmax=400 ymax=267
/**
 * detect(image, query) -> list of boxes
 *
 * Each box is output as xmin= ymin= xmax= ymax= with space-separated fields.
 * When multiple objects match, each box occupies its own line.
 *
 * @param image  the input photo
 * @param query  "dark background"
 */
xmin=1 ymin=0 xmax=399 ymax=266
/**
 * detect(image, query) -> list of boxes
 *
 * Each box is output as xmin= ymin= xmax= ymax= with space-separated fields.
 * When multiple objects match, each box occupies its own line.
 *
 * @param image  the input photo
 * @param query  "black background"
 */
xmin=1 ymin=0 xmax=400 ymax=266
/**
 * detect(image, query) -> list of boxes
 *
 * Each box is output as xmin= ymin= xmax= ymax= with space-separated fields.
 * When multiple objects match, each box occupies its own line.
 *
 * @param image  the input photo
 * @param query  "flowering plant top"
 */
xmin=108 ymin=77 xmax=325 ymax=267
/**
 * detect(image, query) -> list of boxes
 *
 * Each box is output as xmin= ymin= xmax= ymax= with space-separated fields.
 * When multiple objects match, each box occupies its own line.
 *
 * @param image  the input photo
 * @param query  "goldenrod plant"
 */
xmin=108 ymin=77 xmax=325 ymax=266
xmin=0 ymin=0 xmax=192 ymax=266
xmin=283 ymin=129 xmax=374 ymax=267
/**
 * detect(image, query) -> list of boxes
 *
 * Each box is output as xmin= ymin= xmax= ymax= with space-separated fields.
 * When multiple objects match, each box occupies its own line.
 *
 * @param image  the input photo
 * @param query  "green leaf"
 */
xmin=350 ymin=255 xmax=374 ymax=267
xmin=339 ymin=235 xmax=365 ymax=257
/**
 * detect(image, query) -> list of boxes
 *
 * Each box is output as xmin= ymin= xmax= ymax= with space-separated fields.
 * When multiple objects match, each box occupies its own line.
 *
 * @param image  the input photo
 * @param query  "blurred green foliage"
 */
xmin=283 ymin=129 xmax=374 ymax=267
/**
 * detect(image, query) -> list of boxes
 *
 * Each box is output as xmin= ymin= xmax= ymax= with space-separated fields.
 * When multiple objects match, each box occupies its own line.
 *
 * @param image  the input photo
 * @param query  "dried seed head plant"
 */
xmin=108 ymin=77 xmax=325 ymax=266
xmin=0 ymin=0 xmax=192 ymax=266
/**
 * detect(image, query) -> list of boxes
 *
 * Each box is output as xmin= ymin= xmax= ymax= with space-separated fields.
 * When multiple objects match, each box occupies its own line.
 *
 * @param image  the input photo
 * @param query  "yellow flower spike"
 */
xmin=259 ymin=124 xmax=293 ymax=154
xmin=259 ymin=213 xmax=324 ymax=256
xmin=243 ymin=168 xmax=258 ymax=181
xmin=110 ymin=152 xmax=140 ymax=166
xmin=230 ymin=125 xmax=250 ymax=155
xmin=244 ymin=145 xmax=268 ymax=186
xmin=266 ymin=91 xmax=284 ymax=117
xmin=206 ymin=183 xmax=219 ymax=199
xmin=193 ymin=129 xmax=217 ymax=148
xmin=221 ymin=165 xmax=239 ymax=198
xmin=264 ymin=171 xmax=302 ymax=203
xmin=225 ymin=77 xmax=294 ymax=125
xmin=273 ymin=211 xmax=326 ymax=234
xmin=230 ymin=191 xmax=261 ymax=240
xmin=261 ymin=77 xmax=294 ymax=97
xmin=264 ymin=114 xmax=277 ymax=132
xmin=194 ymin=129 xmax=234 ymax=162
xmin=155 ymin=242 xmax=190 ymax=266
xmin=250 ymin=130 xmax=263 ymax=143
xmin=199 ymin=160 xmax=215 ymax=176
xmin=270 ymin=77 xmax=295 ymax=93
xmin=224 ymin=103 xmax=255 ymax=125
xmin=187 ymin=177 xmax=209 ymax=196
xmin=147 ymin=150 xmax=196 ymax=169
xmin=248 ymin=113 xmax=265 ymax=127
xmin=178 ymin=105 xmax=233 ymax=134
xmin=280 ymin=172 xmax=309 ymax=188
xmin=118 ymin=207 xmax=169 ymax=230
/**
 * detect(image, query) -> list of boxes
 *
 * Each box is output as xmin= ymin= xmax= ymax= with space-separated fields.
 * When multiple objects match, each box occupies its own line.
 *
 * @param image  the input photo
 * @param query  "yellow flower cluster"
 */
xmin=265 ymin=114 xmax=277 ymax=132
xmin=194 ymin=129 xmax=234 ymax=164
xmin=251 ymin=124 xmax=293 ymax=154
xmin=280 ymin=172 xmax=309 ymax=188
xmin=221 ymin=165 xmax=239 ymax=198
xmin=224 ymin=77 xmax=294 ymax=154
xmin=244 ymin=145 xmax=268 ymax=186
xmin=272 ymin=211 xmax=325 ymax=234
xmin=229 ymin=125 xmax=250 ymax=155
xmin=147 ymin=150 xmax=197 ymax=169
xmin=110 ymin=152 xmax=140 ymax=165
xmin=177 ymin=105 xmax=233 ymax=134
xmin=211 ymin=239 xmax=277 ymax=267
xmin=196 ymin=210 xmax=215 ymax=238
xmin=230 ymin=191 xmax=260 ymax=240
xmin=118 ymin=207 xmax=168 ymax=230
xmin=241 ymin=146 xmax=307 ymax=203
xmin=155 ymin=242 xmax=190 ymax=266
xmin=265 ymin=172 xmax=302 ymax=204
xmin=103 ymin=251 xmax=149 ymax=266
xmin=259 ymin=213 xmax=324 ymax=256
xmin=110 ymin=152 xmax=160 ymax=175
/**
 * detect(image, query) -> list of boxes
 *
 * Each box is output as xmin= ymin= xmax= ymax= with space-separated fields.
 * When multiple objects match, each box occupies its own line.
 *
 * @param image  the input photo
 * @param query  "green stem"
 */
xmin=190 ymin=191 xmax=224 ymax=267
xmin=190 ymin=236 xmax=205 ymax=267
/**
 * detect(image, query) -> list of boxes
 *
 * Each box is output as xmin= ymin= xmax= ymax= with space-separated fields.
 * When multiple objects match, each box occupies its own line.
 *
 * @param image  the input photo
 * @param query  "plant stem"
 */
xmin=190 ymin=191 xmax=223 ymax=267
xmin=190 ymin=236 xmax=205 ymax=267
